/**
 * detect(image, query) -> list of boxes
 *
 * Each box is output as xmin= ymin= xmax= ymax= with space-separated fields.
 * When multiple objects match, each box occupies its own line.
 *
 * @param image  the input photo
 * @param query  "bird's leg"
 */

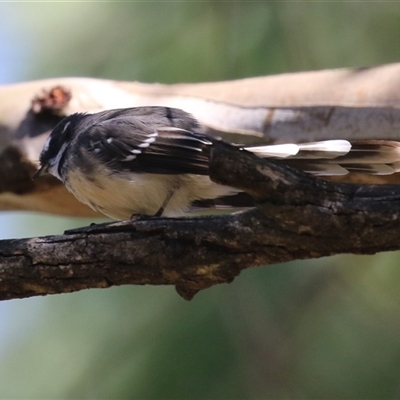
xmin=128 ymin=190 xmax=175 ymax=220
xmin=154 ymin=189 xmax=175 ymax=217
xmin=131 ymin=179 xmax=181 ymax=220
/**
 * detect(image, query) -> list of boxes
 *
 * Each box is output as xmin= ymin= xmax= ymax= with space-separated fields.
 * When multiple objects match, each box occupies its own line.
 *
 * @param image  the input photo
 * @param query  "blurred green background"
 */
xmin=2 ymin=2 xmax=400 ymax=399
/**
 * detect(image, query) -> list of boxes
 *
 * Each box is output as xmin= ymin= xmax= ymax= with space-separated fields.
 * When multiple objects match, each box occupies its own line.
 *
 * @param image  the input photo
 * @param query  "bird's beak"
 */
xmin=32 ymin=166 xmax=46 ymax=180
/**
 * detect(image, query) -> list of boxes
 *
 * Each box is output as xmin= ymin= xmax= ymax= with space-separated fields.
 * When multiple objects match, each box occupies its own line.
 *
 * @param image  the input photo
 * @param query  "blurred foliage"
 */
xmin=1 ymin=2 xmax=400 ymax=399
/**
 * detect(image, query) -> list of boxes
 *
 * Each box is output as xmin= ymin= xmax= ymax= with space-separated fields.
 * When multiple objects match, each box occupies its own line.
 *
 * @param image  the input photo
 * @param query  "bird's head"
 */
xmin=33 ymin=113 xmax=83 ymax=180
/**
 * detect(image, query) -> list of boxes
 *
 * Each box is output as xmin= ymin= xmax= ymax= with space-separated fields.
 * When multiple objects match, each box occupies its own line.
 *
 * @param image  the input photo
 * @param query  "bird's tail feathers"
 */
xmin=245 ymin=140 xmax=400 ymax=176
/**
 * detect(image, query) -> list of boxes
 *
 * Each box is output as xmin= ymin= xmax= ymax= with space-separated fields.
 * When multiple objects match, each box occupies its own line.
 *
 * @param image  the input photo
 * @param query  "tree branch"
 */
xmin=2 ymin=65 xmax=400 ymax=300
xmin=1 ymin=143 xmax=400 ymax=301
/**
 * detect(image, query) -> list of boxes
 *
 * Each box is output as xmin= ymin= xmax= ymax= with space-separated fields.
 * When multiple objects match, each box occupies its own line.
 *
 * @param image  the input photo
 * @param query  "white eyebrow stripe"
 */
xmin=61 ymin=121 xmax=71 ymax=134
xmin=47 ymin=142 xmax=68 ymax=180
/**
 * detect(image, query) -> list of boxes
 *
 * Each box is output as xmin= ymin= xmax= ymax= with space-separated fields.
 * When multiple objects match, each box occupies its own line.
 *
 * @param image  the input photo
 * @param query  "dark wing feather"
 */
xmin=79 ymin=115 xmax=213 ymax=175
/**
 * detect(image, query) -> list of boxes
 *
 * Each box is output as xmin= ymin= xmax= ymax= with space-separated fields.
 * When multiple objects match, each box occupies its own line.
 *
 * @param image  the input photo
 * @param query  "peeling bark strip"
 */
xmin=1 ymin=144 xmax=400 ymax=301
xmin=31 ymin=86 xmax=72 ymax=115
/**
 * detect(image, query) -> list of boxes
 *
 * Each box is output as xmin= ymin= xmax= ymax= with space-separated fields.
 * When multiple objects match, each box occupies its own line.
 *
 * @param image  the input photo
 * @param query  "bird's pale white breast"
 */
xmin=65 ymin=167 xmax=237 ymax=219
